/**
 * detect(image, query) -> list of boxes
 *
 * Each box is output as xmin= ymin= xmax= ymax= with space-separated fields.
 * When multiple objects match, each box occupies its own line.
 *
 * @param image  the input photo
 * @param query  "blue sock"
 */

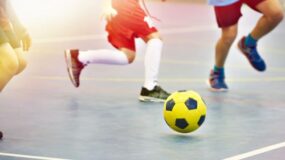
xmin=245 ymin=34 xmax=257 ymax=47
xmin=213 ymin=65 xmax=224 ymax=73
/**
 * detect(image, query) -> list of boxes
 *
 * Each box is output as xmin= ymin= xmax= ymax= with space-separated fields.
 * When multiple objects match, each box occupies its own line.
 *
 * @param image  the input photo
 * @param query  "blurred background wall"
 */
xmin=9 ymin=0 xmax=284 ymax=42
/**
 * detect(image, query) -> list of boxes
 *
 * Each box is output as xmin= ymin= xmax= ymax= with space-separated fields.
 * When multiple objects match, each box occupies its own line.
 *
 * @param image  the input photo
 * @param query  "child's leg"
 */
xmin=248 ymin=0 xmax=283 ymax=40
xmin=236 ymin=0 xmax=283 ymax=72
xmin=143 ymin=32 xmax=163 ymax=90
xmin=65 ymin=48 xmax=132 ymax=88
xmin=208 ymin=25 xmax=237 ymax=92
xmin=77 ymin=31 xmax=136 ymax=66
xmin=215 ymin=25 xmax=238 ymax=68
xmin=64 ymin=31 xmax=136 ymax=87
xmin=137 ymin=32 xmax=169 ymax=102
xmin=0 ymin=43 xmax=19 ymax=91
xmin=78 ymin=48 xmax=131 ymax=65
xmin=209 ymin=2 xmax=242 ymax=91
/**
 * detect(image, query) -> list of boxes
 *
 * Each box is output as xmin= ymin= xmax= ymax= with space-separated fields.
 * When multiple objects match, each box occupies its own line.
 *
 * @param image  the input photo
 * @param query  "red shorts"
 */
xmin=214 ymin=0 xmax=265 ymax=28
xmin=106 ymin=0 xmax=157 ymax=51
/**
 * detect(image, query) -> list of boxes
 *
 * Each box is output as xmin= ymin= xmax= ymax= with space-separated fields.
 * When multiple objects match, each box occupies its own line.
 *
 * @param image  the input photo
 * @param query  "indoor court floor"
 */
xmin=0 ymin=1 xmax=285 ymax=160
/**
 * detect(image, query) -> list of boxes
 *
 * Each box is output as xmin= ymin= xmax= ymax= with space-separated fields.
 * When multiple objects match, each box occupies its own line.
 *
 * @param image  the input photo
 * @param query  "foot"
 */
xmin=208 ymin=70 xmax=228 ymax=92
xmin=139 ymin=85 xmax=170 ymax=102
xmin=64 ymin=49 xmax=85 ymax=87
xmin=238 ymin=36 xmax=266 ymax=72
xmin=0 ymin=131 xmax=3 ymax=140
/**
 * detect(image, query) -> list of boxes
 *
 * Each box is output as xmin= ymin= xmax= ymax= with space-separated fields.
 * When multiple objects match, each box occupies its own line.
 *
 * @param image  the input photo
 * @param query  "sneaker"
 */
xmin=139 ymin=85 xmax=170 ymax=102
xmin=0 ymin=131 xmax=3 ymax=140
xmin=238 ymin=36 xmax=266 ymax=72
xmin=208 ymin=70 xmax=228 ymax=92
xmin=64 ymin=49 xmax=85 ymax=87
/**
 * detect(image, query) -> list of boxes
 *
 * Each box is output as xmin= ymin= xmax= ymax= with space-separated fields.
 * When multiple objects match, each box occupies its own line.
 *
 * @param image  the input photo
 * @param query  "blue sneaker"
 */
xmin=238 ymin=36 xmax=266 ymax=72
xmin=208 ymin=70 xmax=228 ymax=92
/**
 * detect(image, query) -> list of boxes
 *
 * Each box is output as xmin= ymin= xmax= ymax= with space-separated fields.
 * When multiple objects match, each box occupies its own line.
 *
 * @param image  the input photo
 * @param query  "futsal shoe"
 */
xmin=139 ymin=85 xmax=170 ymax=102
xmin=238 ymin=36 xmax=266 ymax=72
xmin=208 ymin=70 xmax=228 ymax=92
xmin=64 ymin=49 xmax=85 ymax=87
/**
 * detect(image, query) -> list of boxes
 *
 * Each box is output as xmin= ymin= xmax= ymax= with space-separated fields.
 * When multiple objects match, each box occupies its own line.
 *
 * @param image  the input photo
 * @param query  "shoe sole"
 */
xmin=138 ymin=96 xmax=166 ymax=103
xmin=237 ymin=40 xmax=265 ymax=72
xmin=64 ymin=50 xmax=79 ymax=87
xmin=206 ymin=80 xmax=228 ymax=92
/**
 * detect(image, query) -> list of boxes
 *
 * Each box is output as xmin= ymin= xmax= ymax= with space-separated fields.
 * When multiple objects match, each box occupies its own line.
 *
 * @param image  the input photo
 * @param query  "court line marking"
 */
xmin=31 ymin=76 xmax=285 ymax=83
xmin=33 ymin=25 xmax=216 ymax=44
xmin=0 ymin=152 xmax=71 ymax=160
xmin=223 ymin=141 xmax=285 ymax=160
xmin=159 ymin=59 xmax=285 ymax=71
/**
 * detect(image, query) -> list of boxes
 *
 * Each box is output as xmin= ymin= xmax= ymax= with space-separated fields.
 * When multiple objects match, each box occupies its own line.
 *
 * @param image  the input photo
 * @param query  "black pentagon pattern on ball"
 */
xmin=175 ymin=118 xmax=189 ymax=129
xmin=166 ymin=99 xmax=175 ymax=111
xmin=198 ymin=115 xmax=206 ymax=126
xmin=185 ymin=98 xmax=198 ymax=110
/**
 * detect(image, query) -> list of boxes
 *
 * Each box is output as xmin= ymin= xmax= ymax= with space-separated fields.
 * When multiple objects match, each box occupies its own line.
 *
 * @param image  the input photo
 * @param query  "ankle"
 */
xmin=213 ymin=66 xmax=224 ymax=73
xmin=245 ymin=34 xmax=257 ymax=47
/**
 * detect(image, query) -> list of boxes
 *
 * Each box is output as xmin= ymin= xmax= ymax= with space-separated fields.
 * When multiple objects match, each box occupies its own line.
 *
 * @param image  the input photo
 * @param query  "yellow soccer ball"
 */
xmin=163 ymin=90 xmax=207 ymax=133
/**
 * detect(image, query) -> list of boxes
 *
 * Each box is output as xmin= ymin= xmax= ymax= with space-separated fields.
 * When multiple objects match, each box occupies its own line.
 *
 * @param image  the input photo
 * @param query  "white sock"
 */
xmin=78 ymin=49 xmax=129 ymax=65
xmin=144 ymin=38 xmax=163 ymax=90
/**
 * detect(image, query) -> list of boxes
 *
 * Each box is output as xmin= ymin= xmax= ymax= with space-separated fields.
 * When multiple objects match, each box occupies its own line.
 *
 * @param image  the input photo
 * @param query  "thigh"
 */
xmin=106 ymin=27 xmax=136 ymax=52
xmin=254 ymin=0 xmax=283 ymax=15
xmin=243 ymin=0 xmax=265 ymax=12
xmin=214 ymin=1 xmax=243 ymax=28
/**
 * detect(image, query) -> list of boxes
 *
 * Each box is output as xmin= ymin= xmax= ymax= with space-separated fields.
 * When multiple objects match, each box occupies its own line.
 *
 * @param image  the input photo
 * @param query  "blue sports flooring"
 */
xmin=0 ymin=2 xmax=285 ymax=160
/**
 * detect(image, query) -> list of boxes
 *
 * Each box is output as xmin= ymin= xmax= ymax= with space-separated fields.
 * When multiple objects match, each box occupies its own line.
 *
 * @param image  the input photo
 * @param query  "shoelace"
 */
xmin=211 ymin=71 xmax=225 ymax=81
xmin=247 ymin=46 xmax=262 ymax=61
xmin=211 ymin=73 xmax=227 ymax=88
xmin=155 ymin=86 xmax=169 ymax=96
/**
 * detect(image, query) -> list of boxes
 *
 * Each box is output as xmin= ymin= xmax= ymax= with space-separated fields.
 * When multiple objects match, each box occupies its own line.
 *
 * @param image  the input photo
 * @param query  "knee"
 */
xmin=127 ymin=53 xmax=136 ymax=64
xmin=267 ymin=10 xmax=284 ymax=24
xmin=221 ymin=31 xmax=237 ymax=45
xmin=145 ymin=32 xmax=162 ymax=42
xmin=273 ymin=11 xmax=284 ymax=23
xmin=120 ymin=48 xmax=136 ymax=64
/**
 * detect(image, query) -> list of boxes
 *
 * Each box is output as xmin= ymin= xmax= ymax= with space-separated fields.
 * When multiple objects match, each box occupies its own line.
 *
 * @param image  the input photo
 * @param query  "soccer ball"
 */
xmin=163 ymin=90 xmax=207 ymax=133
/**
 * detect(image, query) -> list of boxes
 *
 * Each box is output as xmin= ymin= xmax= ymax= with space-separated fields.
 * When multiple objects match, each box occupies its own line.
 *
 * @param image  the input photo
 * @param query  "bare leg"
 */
xmin=215 ymin=24 xmax=238 ymax=68
xmin=250 ymin=0 xmax=284 ymax=40
xmin=119 ymin=48 xmax=136 ymax=63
